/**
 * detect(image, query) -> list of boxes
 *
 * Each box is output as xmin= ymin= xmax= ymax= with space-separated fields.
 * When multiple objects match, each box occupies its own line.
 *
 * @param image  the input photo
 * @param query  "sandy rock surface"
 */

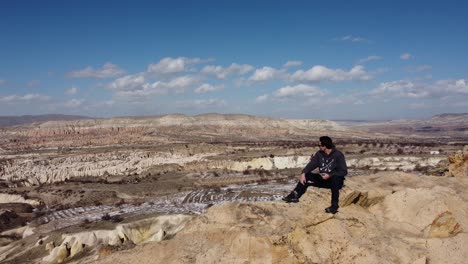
xmin=445 ymin=146 xmax=468 ymax=177
xmin=93 ymin=172 xmax=468 ymax=264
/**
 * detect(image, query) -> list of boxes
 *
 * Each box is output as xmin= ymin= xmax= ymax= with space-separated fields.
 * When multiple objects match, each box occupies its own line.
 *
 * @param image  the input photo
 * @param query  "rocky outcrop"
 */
xmin=206 ymin=155 xmax=444 ymax=172
xmin=445 ymin=146 xmax=468 ymax=177
xmin=41 ymin=214 xmax=192 ymax=263
xmin=92 ymin=172 xmax=468 ymax=264
xmin=348 ymin=156 xmax=445 ymax=171
xmin=0 ymin=152 xmax=447 ymax=186
xmin=0 ymin=151 xmax=213 ymax=185
xmin=0 ymin=114 xmax=349 ymax=150
xmin=0 ymin=193 xmax=41 ymax=206
xmin=1 ymin=172 xmax=468 ymax=263
xmin=355 ymin=113 xmax=468 ymax=136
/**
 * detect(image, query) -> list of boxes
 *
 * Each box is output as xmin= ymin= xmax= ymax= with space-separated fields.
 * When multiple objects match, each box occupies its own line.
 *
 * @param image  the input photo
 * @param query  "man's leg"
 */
xmin=283 ymin=172 xmax=322 ymax=202
xmin=326 ymin=176 xmax=344 ymax=214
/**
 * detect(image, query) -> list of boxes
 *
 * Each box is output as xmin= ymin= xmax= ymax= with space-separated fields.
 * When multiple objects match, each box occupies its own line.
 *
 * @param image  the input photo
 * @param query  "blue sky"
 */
xmin=1 ymin=0 xmax=468 ymax=120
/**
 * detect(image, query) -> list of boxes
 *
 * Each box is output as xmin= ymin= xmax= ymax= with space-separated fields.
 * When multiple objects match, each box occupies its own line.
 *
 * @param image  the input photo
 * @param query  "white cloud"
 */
xmin=64 ymin=99 xmax=83 ymax=108
xmin=107 ymin=73 xmax=146 ymax=91
xmin=255 ymin=84 xmax=327 ymax=105
xmin=370 ymin=78 xmax=468 ymax=100
xmin=67 ymin=62 xmax=126 ymax=78
xmin=147 ymin=57 xmax=213 ymax=75
xmin=283 ymin=61 xmax=303 ymax=68
xmin=341 ymin=35 xmax=369 ymax=42
xmin=201 ymin=63 xmax=254 ymax=79
xmin=290 ymin=65 xmax=372 ymax=83
xmin=400 ymin=53 xmax=412 ymax=60
xmin=167 ymin=75 xmax=199 ymax=89
xmin=356 ymin=56 xmax=381 ymax=64
xmin=194 ymin=83 xmax=224 ymax=94
xmin=248 ymin=67 xmax=285 ymax=82
xmin=273 ymin=84 xmax=326 ymax=99
xmin=0 ymin=93 xmax=51 ymax=103
xmin=370 ymin=80 xmax=429 ymax=98
xmin=176 ymin=99 xmax=226 ymax=109
xmin=255 ymin=94 xmax=269 ymax=103
xmin=434 ymin=79 xmax=468 ymax=94
xmin=111 ymin=75 xmax=198 ymax=98
xmin=66 ymin=87 xmax=79 ymax=95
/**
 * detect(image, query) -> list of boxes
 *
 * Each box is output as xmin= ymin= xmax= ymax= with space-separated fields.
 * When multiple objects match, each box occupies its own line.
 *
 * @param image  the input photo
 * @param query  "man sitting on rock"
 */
xmin=282 ymin=136 xmax=348 ymax=214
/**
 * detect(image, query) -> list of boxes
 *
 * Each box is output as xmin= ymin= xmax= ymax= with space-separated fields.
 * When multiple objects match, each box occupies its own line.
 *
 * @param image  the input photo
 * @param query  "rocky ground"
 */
xmin=0 ymin=114 xmax=467 ymax=263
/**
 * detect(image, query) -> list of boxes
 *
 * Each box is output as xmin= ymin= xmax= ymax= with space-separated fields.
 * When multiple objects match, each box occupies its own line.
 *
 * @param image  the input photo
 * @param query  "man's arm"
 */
xmin=331 ymin=152 xmax=348 ymax=178
xmin=302 ymin=153 xmax=319 ymax=174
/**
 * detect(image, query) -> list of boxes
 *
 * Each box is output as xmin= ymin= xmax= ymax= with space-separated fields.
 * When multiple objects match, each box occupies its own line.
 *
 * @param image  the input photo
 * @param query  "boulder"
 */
xmin=445 ymin=147 xmax=468 ymax=177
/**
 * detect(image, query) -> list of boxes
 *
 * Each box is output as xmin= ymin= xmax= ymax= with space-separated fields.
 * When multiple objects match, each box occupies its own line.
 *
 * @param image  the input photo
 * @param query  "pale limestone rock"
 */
xmin=0 ymin=193 xmax=41 ymax=206
xmin=424 ymin=211 xmax=462 ymax=238
xmin=445 ymin=147 xmax=468 ymax=177
xmin=42 ymin=214 xmax=193 ymax=262
xmin=93 ymin=172 xmax=468 ymax=264
xmin=45 ymin=241 xmax=55 ymax=253
xmin=42 ymin=243 xmax=69 ymax=263
xmin=0 ymin=225 xmax=35 ymax=239
xmin=426 ymin=233 xmax=468 ymax=264
xmin=369 ymin=186 xmax=468 ymax=237
xmin=69 ymin=237 xmax=85 ymax=258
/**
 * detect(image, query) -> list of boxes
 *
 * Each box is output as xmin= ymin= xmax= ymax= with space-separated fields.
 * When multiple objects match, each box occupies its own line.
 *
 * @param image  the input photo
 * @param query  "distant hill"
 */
xmin=353 ymin=113 xmax=468 ymax=137
xmin=0 ymin=114 xmax=91 ymax=127
xmin=432 ymin=113 xmax=468 ymax=119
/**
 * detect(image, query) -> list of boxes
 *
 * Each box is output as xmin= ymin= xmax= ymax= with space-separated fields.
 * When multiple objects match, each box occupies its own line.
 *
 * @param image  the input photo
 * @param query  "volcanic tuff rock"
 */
xmin=41 ymin=215 xmax=192 ymax=264
xmin=92 ymin=172 xmax=468 ymax=264
xmin=0 ymin=114 xmax=348 ymax=150
xmin=444 ymin=145 xmax=468 ymax=177
xmin=0 ymin=150 xmax=213 ymax=185
xmin=1 ymin=171 xmax=467 ymax=263
xmin=0 ymin=193 xmax=41 ymax=206
xmin=1 ymin=152 xmax=445 ymax=186
xmin=0 ymin=114 xmax=90 ymax=128
xmin=355 ymin=113 xmax=468 ymax=136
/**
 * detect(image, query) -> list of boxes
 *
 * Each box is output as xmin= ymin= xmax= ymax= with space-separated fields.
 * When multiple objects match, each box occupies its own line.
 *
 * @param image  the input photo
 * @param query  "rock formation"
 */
xmin=81 ymin=172 xmax=468 ymax=263
xmin=0 ymin=114 xmax=350 ymax=150
xmin=445 ymin=146 xmax=468 ymax=177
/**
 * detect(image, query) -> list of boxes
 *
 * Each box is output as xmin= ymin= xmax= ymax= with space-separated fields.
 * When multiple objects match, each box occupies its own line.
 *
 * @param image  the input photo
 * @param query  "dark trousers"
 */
xmin=293 ymin=172 xmax=344 ymax=209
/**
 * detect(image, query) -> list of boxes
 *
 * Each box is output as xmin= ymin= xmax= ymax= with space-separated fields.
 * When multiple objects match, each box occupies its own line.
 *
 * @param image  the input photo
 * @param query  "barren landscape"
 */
xmin=0 ymin=113 xmax=467 ymax=264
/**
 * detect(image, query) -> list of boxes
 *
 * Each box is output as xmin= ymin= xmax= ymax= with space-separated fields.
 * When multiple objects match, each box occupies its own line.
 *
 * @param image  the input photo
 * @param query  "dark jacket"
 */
xmin=302 ymin=148 xmax=348 ymax=179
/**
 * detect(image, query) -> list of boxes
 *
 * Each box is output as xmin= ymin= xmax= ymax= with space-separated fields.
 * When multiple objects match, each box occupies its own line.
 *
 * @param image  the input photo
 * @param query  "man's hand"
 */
xmin=299 ymin=173 xmax=306 ymax=185
xmin=321 ymin=173 xmax=330 ymax=180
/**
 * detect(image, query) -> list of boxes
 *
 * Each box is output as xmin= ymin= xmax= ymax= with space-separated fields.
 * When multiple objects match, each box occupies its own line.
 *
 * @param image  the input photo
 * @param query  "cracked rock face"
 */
xmin=0 ymin=153 xmax=446 ymax=186
xmin=445 ymin=146 xmax=468 ymax=177
xmin=40 ymin=214 xmax=193 ymax=263
xmin=93 ymin=172 xmax=468 ymax=264
xmin=0 ymin=115 xmax=347 ymax=150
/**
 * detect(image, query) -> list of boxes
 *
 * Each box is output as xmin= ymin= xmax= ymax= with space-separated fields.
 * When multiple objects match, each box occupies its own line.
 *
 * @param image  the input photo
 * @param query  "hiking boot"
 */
xmin=282 ymin=192 xmax=299 ymax=203
xmin=325 ymin=206 xmax=338 ymax=214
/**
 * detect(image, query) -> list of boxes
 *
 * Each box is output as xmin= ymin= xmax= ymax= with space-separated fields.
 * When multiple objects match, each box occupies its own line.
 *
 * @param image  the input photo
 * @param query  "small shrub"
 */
xmin=101 ymin=213 xmax=111 ymax=221
xmin=110 ymin=215 xmax=123 ymax=223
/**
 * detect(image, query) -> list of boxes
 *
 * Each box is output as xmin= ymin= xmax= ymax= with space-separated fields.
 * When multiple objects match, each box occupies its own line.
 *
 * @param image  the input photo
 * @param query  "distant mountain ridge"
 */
xmin=354 ymin=113 xmax=468 ymax=137
xmin=0 ymin=114 xmax=91 ymax=127
xmin=432 ymin=113 xmax=468 ymax=119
